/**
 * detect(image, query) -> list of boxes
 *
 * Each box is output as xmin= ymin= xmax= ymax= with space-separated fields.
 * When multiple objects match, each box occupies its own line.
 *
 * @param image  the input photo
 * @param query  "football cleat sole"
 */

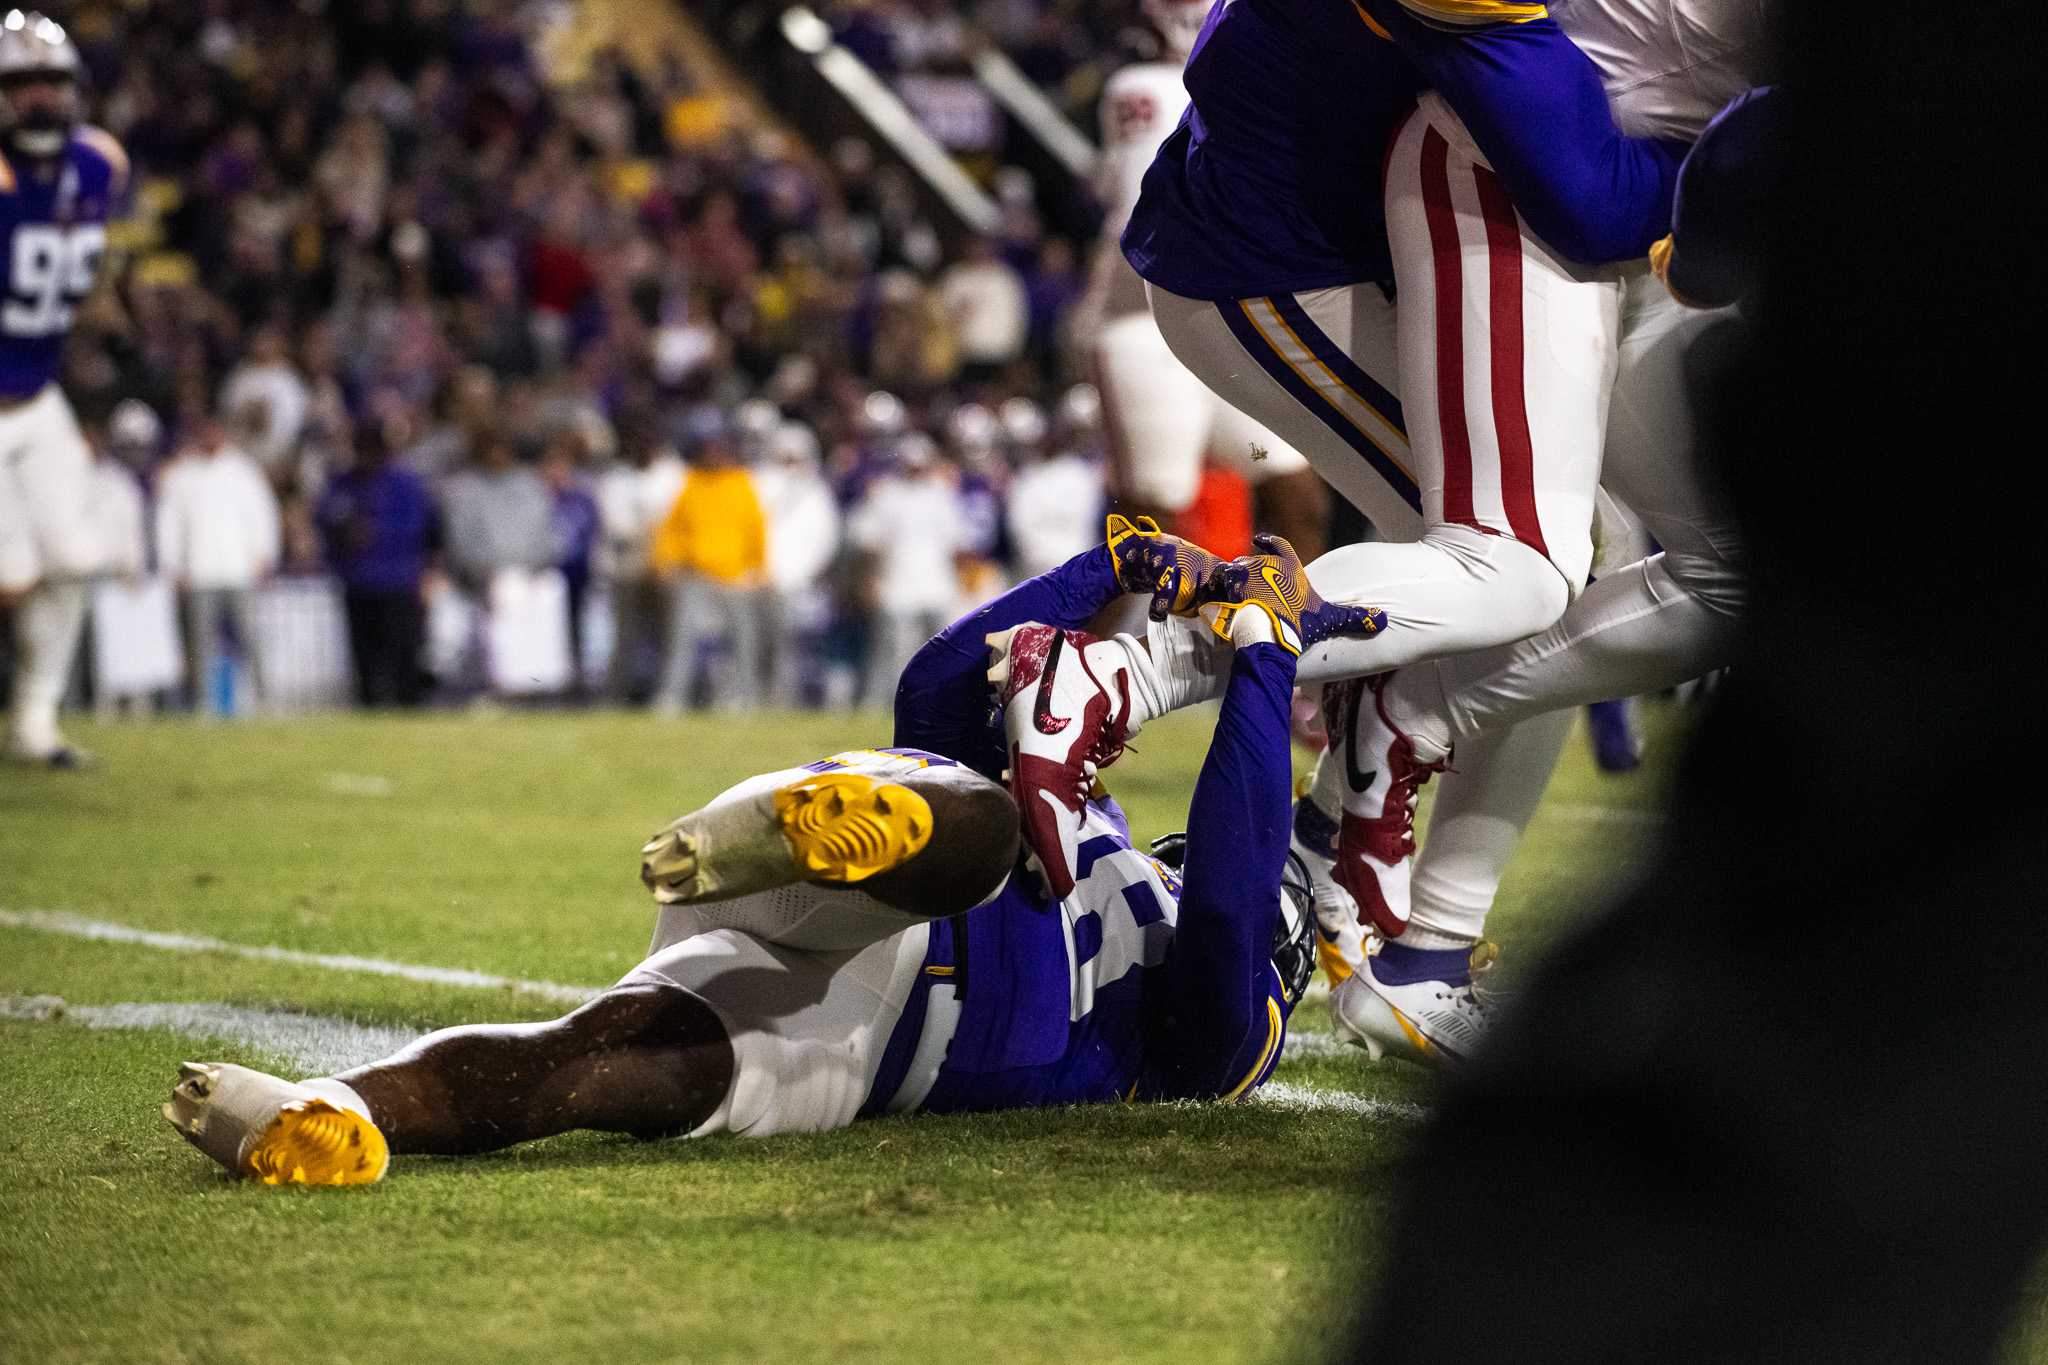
xmin=641 ymin=772 xmax=933 ymax=903
xmin=164 ymin=1062 xmax=389 ymax=1186
xmin=772 ymin=772 xmax=933 ymax=884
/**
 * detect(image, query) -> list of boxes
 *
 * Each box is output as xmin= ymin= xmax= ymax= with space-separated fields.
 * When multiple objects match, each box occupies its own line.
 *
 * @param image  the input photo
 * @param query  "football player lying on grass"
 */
xmin=164 ymin=519 xmax=1389 ymax=1184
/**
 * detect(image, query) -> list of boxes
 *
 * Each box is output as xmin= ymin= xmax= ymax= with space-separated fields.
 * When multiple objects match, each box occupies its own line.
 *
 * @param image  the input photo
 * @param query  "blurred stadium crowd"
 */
xmin=34 ymin=0 xmax=1243 ymax=716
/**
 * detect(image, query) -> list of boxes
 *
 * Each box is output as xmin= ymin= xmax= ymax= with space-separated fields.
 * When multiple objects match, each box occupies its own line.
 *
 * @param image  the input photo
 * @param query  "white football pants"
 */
xmin=2 ymin=386 xmax=103 ymax=757
xmin=1093 ymin=308 xmax=1309 ymax=511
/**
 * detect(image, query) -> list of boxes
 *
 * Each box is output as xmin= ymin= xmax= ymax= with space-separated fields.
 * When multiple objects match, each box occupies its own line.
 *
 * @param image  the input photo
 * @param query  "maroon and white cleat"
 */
xmin=1322 ymin=674 xmax=1448 ymax=938
xmin=987 ymin=623 xmax=1134 ymax=899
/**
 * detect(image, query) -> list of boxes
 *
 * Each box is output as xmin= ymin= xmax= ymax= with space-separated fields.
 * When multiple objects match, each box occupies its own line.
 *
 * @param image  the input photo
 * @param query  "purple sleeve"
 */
xmin=1143 ymin=642 xmax=1297 ymax=1099
xmin=890 ymin=545 xmax=1124 ymax=777
xmin=1370 ymin=5 xmax=1688 ymax=263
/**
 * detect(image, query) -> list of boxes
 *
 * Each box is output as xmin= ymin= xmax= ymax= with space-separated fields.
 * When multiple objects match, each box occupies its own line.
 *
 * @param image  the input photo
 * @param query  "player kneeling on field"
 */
xmin=164 ymin=521 xmax=1388 ymax=1184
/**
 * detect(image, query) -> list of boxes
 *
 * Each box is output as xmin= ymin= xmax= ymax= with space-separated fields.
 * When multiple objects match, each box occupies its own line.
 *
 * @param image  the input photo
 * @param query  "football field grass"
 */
xmin=2 ymin=704 xmax=2040 ymax=1363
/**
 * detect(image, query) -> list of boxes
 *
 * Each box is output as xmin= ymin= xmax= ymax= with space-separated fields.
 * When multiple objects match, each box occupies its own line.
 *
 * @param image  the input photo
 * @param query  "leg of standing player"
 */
xmin=1139 ymin=275 xmax=1579 ymax=978
xmin=2 ymin=389 xmax=103 ymax=764
xmin=1149 ymin=276 xmax=1596 ymax=672
xmin=1376 ymin=280 xmax=1746 ymax=817
xmin=1326 ymin=196 xmax=1743 ymax=1065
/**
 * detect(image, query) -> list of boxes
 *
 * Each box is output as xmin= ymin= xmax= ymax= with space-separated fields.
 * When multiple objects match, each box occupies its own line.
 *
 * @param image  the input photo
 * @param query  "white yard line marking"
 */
xmin=0 ymin=908 xmax=597 ymax=1003
xmin=1252 ymin=1081 xmax=1427 ymax=1122
xmin=1277 ymin=1030 xmax=1357 ymax=1061
xmin=323 ymin=772 xmax=396 ymax=797
xmin=1 ymin=994 xmax=416 ymax=1076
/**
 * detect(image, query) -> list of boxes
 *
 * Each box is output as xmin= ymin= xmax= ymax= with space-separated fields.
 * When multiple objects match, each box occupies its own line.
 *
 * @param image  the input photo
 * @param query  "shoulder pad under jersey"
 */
xmin=72 ymin=125 xmax=131 ymax=194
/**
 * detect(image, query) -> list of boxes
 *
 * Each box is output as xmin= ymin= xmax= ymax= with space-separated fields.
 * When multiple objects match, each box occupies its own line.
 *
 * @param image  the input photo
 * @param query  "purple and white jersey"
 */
xmin=0 ymin=128 xmax=125 ymax=401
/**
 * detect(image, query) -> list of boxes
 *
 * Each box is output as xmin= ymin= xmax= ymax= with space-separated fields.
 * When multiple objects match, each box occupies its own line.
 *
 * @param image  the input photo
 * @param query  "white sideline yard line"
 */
xmin=1278 ymin=1030 xmax=1356 ymax=1061
xmin=1 ymin=994 xmax=417 ymax=1076
xmin=0 ymin=908 xmax=598 ymax=1004
xmin=1253 ymin=1082 xmax=1426 ymax=1122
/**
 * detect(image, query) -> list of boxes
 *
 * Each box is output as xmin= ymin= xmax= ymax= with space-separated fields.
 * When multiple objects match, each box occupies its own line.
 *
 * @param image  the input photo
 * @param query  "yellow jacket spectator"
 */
xmin=652 ymin=408 xmax=769 ymax=714
xmin=651 ymin=464 xmax=766 ymax=585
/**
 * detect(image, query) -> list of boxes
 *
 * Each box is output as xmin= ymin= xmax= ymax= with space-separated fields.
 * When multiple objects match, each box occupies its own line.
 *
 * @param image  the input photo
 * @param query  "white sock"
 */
xmin=1084 ymin=634 xmax=1165 ymax=734
xmin=1139 ymin=612 xmax=1233 ymax=719
xmin=1404 ymin=710 xmax=1574 ymax=948
xmin=301 ymin=1077 xmax=375 ymax=1122
xmin=1396 ymin=922 xmax=1481 ymax=951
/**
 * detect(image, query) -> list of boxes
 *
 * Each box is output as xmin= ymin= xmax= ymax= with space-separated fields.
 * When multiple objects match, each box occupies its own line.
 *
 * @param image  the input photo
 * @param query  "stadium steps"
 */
xmin=534 ymin=0 xmax=811 ymax=153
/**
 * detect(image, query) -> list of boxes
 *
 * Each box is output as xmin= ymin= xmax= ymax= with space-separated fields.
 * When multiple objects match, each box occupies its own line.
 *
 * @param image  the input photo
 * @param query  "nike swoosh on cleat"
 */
xmin=1340 ymin=691 xmax=1377 ymax=794
xmin=1032 ymin=631 xmax=1072 ymax=736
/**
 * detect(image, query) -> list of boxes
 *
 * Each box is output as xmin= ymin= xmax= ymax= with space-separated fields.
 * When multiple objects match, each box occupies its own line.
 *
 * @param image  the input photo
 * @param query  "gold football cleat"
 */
xmin=641 ymin=771 xmax=934 ymax=903
xmin=164 ymin=1062 xmax=389 ymax=1186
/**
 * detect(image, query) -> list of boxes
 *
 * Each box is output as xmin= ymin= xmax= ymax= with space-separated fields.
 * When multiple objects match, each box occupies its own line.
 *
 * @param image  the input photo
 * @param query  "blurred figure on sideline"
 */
xmin=316 ymin=426 xmax=440 ymax=708
xmin=1007 ymin=389 xmax=1107 ymax=578
xmin=440 ymin=434 xmax=553 ymax=595
xmin=541 ymin=431 xmax=600 ymax=695
xmin=218 ymin=322 xmax=309 ymax=476
xmin=154 ymin=416 xmax=280 ymax=715
xmin=92 ymin=403 xmax=156 ymax=583
xmin=595 ymin=408 xmax=685 ymax=704
xmin=848 ymin=433 xmax=966 ymax=705
xmin=649 ymin=408 xmax=766 ymax=714
xmin=752 ymin=420 xmax=840 ymax=706
xmin=938 ymin=235 xmax=1028 ymax=386
xmin=82 ymin=406 xmax=160 ymax=718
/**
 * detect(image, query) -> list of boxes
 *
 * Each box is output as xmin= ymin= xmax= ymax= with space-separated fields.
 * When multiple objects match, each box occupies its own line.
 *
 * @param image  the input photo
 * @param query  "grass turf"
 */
xmin=3 ymin=702 xmax=2022 ymax=1364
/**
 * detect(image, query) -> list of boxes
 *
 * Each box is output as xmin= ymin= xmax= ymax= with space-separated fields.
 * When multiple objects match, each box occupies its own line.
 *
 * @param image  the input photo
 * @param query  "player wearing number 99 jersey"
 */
xmin=0 ymin=10 xmax=124 ymax=768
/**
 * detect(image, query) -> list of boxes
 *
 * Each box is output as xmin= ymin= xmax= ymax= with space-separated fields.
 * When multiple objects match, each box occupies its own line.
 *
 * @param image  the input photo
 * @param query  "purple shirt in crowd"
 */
xmin=316 ymin=463 xmax=442 ymax=594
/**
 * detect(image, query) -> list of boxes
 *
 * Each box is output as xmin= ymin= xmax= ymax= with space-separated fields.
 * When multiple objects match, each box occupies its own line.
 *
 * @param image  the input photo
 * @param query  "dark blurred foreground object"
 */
xmin=1353 ymin=5 xmax=2048 ymax=1362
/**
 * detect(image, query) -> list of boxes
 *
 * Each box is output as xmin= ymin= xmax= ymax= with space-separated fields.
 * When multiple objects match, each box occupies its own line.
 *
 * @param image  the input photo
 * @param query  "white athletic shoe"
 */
xmin=987 ymin=623 xmax=1134 ymax=899
xmin=1329 ymin=942 xmax=1498 ymax=1068
xmin=164 ymin=1063 xmax=388 ymax=1185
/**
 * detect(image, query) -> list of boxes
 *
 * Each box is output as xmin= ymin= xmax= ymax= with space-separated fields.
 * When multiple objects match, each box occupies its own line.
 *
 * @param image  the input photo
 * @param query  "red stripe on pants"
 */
xmin=1473 ymin=166 xmax=1548 ymax=558
xmin=1418 ymin=126 xmax=1474 ymax=527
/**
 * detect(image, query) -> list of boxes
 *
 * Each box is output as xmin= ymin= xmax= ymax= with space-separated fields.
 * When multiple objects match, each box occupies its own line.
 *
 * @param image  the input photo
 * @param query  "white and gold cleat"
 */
xmin=641 ymin=771 xmax=933 ymax=904
xmin=164 ymin=1063 xmax=389 ymax=1186
xmin=1328 ymin=942 xmax=1499 ymax=1069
